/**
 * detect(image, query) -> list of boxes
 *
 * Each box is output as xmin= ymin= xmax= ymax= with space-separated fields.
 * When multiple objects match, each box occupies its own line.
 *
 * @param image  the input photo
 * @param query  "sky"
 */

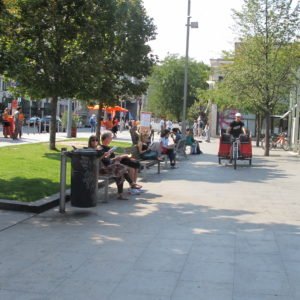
xmin=143 ymin=0 xmax=244 ymax=65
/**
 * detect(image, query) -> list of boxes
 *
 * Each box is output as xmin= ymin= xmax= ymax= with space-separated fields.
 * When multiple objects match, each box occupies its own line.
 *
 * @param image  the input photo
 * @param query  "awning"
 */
xmin=278 ymin=104 xmax=298 ymax=119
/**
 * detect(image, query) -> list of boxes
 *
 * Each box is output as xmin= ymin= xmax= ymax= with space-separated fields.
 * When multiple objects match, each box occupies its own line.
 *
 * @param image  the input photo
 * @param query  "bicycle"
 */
xmin=261 ymin=133 xmax=289 ymax=151
xmin=231 ymin=137 xmax=239 ymax=170
xmin=218 ymin=134 xmax=252 ymax=169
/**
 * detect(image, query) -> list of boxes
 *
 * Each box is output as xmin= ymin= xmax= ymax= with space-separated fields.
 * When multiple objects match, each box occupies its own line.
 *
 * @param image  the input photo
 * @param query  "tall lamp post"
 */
xmin=182 ymin=0 xmax=198 ymax=135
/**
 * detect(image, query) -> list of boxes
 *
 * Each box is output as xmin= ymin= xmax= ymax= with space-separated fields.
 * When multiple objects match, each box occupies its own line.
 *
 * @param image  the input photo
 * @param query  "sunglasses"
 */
xmin=91 ymin=139 xmax=99 ymax=142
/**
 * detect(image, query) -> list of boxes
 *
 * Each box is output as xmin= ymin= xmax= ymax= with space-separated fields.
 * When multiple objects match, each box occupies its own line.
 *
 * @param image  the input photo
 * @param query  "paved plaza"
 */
xmin=0 ymin=138 xmax=300 ymax=300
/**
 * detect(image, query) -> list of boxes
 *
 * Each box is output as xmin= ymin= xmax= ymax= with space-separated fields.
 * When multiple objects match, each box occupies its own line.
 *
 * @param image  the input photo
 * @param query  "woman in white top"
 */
xmin=160 ymin=130 xmax=176 ymax=168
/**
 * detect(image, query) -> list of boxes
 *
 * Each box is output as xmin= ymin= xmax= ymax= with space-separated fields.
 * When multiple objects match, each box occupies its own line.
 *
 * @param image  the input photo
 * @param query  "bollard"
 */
xmin=59 ymin=148 xmax=68 ymax=213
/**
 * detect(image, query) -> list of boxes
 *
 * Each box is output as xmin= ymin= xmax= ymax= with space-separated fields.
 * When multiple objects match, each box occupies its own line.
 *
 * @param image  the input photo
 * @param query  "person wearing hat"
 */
xmin=227 ymin=112 xmax=246 ymax=138
xmin=227 ymin=112 xmax=247 ymax=162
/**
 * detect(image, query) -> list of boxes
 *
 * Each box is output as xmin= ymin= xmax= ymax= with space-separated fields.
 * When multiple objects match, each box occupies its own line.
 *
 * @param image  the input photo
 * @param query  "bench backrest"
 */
xmin=175 ymin=139 xmax=186 ymax=152
xmin=122 ymin=145 xmax=141 ymax=159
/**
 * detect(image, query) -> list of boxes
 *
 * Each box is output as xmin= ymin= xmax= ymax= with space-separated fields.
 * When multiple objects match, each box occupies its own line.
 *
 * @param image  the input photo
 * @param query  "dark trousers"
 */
xmin=115 ymin=173 xmax=133 ymax=194
xmin=166 ymin=149 xmax=176 ymax=165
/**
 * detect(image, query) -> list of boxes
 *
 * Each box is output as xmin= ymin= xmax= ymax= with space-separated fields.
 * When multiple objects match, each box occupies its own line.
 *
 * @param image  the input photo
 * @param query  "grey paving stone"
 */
xmin=0 ymin=289 xmax=45 ymax=300
xmin=180 ymin=261 xmax=234 ymax=283
xmin=1 ymin=250 xmax=88 ymax=293
xmin=193 ymin=233 xmax=236 ymax=248
xmin=69 ymin=259 xmax=133 ymax=283
xmin=187 ymin=245 xmax=235 ymax=264
xmin=50 ymin=279 xmax=118 ymax=300
xmin=233 ymin=292 xmax=294 ymax=300
xmin=109 ymin=292 xmax=170 ymax=300
xmin=132 ymin=238 xmax=193 ymax=272
xmin=172 ymin=281 xmax=233 ymax=300
xmin=111 ymin=270 xmax=179 ymax=297
xmin=236 ymin=235 xmax=279 ymax=254
xmin=234 ymin=269 xmax=291 ymax=296
xmin=235 ymin=253 xmax=284 ymax=273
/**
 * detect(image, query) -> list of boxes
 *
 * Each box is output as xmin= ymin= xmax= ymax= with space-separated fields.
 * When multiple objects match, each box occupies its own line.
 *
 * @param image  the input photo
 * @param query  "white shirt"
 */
xmin=160 ymin=137 xmax=169 ymax=147
xmin=160 ymin=120 xmax=165 ymax=126
xmin=166 ymin=120 xmax=172 ymax=128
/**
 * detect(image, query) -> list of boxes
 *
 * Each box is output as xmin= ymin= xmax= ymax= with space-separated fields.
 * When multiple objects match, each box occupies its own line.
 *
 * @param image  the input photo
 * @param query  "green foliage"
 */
xmin=0 ymin=0 xmax=156 ymax=148
xmin=187 ymin=89 xmax=210 ymax=121
xmin=220 ymin=0 xmax=300 ymax=155
xmin=147 ymin=55 xmax=210 ymax=121
xmin=61 ymin=111 xmax=82 ymax=128
xmin=75 ymin=0 xmax=157 ymax=105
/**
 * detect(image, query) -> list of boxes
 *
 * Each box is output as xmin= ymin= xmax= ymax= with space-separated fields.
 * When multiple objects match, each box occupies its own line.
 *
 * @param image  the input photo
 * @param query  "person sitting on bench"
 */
xmin=100 ymin=132 xmax=142 ymax=191
xmin=138 ymin=133 xmax=161 ymax=160
xmin=160 ymin=130 xmax=176 ymax=168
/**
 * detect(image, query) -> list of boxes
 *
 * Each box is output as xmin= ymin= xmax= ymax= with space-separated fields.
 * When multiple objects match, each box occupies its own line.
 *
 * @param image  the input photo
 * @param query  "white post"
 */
xmin=182 ymin=0 xmax=191 ymax=136
xmin=67 ymin=98 xmax=72 ymax=138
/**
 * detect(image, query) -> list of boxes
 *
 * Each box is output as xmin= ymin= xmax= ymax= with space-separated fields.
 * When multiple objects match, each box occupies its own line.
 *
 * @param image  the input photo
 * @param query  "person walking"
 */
xmin=89 ymin=114 xmax=96 ymax=133
xmin=2 ymin=108 xmax=11 ymax=138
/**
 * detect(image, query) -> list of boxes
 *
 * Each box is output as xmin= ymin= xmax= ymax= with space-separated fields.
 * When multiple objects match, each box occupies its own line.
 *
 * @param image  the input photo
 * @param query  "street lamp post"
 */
xmin=182 ymin=0 xmax=198 ymax=135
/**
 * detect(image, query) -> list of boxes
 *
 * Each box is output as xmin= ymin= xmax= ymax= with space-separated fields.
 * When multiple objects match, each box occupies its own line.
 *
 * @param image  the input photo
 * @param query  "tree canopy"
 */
xmin=147 ymin=55 xmax=210 ymax=121
xmin=0 ymin=0 xmax=156 ymax=148
xmin=218 ymin=0 xmax=300 ymax=155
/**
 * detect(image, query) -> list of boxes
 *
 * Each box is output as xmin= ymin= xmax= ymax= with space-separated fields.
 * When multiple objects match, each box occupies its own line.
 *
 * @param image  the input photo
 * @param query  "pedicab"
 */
xmin=218 ymin=133 xmax=252 ymax=169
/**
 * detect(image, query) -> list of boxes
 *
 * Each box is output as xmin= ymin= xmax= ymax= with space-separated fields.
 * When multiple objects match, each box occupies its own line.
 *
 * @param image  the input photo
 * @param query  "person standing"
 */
xmin=112 ymin=117 xmax=119 ymax=138
xmin=204 ymin=122 xmax=210 ymax=142
xmin=13 ymin=107 xmax=21 ymax=140
xmin=166 ymin=119 xmax=173 ymax=131
xmin=2 ymin=108 xmax=11 ymax=138
xmin=18 ymin=111 xmax=24 ymax=138
xmin=89 ymin=114 xmax=96 ymax=133
xmin=193 ymin=120 xmax=198 ymax=137
xmin=160 ymin=118 xmax=166 ymax=133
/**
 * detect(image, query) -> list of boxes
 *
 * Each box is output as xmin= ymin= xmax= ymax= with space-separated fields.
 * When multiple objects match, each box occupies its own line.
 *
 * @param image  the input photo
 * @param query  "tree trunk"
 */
xmin=256 ymin=114 xmax=261 ymax=147
xmin=96 ymin=103 xmax=102 ymax=141
xmin=50 ymin=96 xmax=58 ymax=150
xmin=264 ymin=111 xmax=271 ymax=156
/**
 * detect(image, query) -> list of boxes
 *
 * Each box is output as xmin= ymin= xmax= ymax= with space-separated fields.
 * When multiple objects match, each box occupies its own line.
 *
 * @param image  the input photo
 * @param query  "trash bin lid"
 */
xmin=68 ymin=149 xmax=105 ymax=157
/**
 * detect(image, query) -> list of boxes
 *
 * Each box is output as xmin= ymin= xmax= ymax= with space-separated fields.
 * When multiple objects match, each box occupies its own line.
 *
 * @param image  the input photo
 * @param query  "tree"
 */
xmin=75 ymin=0 xmax=157 ymax=139
xmin=222 ymin=0 xmax=300 ymax=156
xmin=0 ymin=0 xmax=116 ymax=149
xmin=147 ymin=55 xmax=210 ymax=121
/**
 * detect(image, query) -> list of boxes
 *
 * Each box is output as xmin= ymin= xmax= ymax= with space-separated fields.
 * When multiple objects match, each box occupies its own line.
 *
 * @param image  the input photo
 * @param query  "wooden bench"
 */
xmin=122 ymin=146 xmax=161 ymax=175
xmin=98 ymin=146 xmax=162 ymax=202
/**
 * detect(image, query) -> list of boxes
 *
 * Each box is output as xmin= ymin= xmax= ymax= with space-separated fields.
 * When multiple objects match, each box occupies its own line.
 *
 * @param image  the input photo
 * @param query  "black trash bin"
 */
xmin=68 ymin=149 xmax=103 ymax=208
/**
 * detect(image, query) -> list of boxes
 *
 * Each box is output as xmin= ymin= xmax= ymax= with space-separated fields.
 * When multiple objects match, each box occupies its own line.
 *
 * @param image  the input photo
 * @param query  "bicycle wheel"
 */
xmin=233 ymin=146 xmax=238 ymax=170
xmin=233 ymin=157 xmax=237 ymax=169
xmin=282 ymin=140 xmax=290 ymax=151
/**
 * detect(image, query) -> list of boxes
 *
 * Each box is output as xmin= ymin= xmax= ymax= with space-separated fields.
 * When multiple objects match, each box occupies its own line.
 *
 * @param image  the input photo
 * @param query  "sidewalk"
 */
xmin=0 ymin=127 xmax=133 ymax=147
xmin=0 ymin=139 xmax=300 ymax=299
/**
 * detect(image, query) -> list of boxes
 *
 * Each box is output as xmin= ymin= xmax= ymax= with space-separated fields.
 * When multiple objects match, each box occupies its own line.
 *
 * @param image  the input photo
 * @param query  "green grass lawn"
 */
xmin=0 ymin=140 xmax=131 ymax=202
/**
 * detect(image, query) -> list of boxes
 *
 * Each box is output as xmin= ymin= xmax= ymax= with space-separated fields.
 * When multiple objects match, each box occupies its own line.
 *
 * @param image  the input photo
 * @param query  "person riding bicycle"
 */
xmin=227 ymin=112 xmax=247 ymax=162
